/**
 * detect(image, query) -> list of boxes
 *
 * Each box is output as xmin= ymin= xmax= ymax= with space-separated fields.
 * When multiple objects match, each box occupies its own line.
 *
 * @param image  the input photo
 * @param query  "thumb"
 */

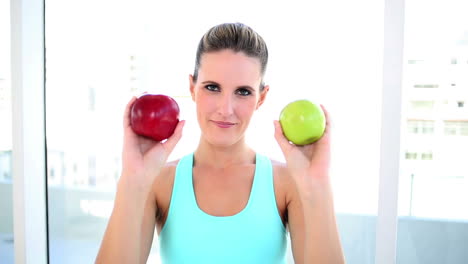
xmin=273 ymin=120 xmax=293 ymax=157
xmin=163 ymin=120 xmax=186 ymax=154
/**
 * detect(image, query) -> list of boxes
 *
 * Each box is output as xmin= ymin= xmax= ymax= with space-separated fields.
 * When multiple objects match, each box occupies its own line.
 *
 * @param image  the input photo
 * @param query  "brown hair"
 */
xmin=192 ymin=22 xmax=268 ymax=90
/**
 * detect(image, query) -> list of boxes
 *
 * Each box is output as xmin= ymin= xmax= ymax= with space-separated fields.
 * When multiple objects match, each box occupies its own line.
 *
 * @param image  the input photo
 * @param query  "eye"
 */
xmin=236 ymin=88 xmax=252 ymax=96
xmin=205 ymin=84 xmax=220 ymax=92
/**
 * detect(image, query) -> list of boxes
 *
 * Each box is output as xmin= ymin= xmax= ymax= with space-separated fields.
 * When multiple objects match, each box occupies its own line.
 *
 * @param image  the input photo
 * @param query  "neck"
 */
xmin=194 ymin=136 xmax=255 ymax=169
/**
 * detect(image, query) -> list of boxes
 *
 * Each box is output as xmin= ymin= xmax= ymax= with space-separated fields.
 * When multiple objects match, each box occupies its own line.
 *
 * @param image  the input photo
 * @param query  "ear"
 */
xmin=256 ymin=84 xmax=270 ymax=110
xmin=189 ymin=74 xmax=196 ymax=102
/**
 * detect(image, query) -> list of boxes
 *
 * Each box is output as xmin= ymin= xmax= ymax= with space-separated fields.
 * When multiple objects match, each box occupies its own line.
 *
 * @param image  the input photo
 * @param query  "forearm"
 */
xmin=300 ymin=181 xmax=345 ymax=264
xmin=95 ymin=177 xmax=149 ymax=264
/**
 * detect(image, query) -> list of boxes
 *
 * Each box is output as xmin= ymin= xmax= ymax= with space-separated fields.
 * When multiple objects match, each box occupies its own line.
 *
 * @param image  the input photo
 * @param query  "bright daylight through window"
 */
xmin=4 ymin=0 xmax=467 ymax=263
xmin=45 ymin=0 xmax=383 ymax=263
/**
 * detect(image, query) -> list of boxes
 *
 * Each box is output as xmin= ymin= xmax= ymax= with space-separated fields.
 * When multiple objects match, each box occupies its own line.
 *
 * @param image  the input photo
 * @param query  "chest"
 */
xmin=157 ymin=162 xmax=289 ymax=262
xmin=155 ymin=165 xmax=288 ymax=233
xmin=192 ymin=166 xmax=255 ymax=217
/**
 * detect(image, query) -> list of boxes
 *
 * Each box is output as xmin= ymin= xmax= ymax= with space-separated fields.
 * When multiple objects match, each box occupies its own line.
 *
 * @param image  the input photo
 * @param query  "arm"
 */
xmin=300 ymin=181 xmax=342 ymax=263
xmin=95 ymin=178 xmax=154 ymax=264
xmin=95 ymin=97 xmax=185 ymax=264
xmin=274 ymin=106 xmax=345 ymax=264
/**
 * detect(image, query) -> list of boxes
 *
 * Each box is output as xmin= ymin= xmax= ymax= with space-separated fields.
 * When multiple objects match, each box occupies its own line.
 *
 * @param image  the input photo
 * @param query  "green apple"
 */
xmin=279 ymin=99 xmax=326 ymax=145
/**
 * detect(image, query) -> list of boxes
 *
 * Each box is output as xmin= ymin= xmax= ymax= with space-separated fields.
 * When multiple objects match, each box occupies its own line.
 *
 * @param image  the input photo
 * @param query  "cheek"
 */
xmin=196 ymin=92 xmax=216 ymax=116
xmin=235 ymin=99 xmax=258 ymax=120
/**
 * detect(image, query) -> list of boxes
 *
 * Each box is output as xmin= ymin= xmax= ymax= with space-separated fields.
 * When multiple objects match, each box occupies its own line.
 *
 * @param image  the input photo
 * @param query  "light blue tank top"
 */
xmin=159 ymin=153 xmax=287 ymax=264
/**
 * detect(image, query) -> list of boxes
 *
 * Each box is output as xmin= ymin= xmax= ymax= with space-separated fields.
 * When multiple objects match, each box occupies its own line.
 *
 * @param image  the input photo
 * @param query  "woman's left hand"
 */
xmin=274 ymin=104 xmax=332 ymax=192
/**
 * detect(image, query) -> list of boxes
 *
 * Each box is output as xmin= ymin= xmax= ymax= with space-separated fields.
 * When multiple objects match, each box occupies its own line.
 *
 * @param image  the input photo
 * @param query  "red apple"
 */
xmin=130 ymin=94 xmax=180 ymax=141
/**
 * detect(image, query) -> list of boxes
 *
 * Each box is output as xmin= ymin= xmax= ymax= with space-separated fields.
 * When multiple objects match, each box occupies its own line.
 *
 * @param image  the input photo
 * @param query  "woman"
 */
xmin=96 ymin=22 xmax=345 ymax=264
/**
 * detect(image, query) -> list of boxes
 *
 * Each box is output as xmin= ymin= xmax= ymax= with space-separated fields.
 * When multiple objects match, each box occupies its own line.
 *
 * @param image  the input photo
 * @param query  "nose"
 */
xmin=217 ymin=93 xmax=234 ymax=117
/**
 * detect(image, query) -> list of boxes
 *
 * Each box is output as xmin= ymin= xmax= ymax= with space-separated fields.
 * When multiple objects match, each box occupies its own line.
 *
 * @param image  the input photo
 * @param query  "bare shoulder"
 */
xmin=270 ymin=159 xmax=297 ymax=206
xmin=153 ymin=159 xmax=179 ymax=194
xmin=271 ymin=159 xmax=292 ymax=185
xmin=271 ymin=159 xmax=288 ymax=176
xmin=165 ymin=159 xmax=180 ymax=171
xmin=152 ymin=159 xmax=180 ymax=215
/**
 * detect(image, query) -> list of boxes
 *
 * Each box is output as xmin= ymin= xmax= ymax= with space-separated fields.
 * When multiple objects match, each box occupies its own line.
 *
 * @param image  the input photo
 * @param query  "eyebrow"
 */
xmin=201 ymin=80 xmax=256 ymax=91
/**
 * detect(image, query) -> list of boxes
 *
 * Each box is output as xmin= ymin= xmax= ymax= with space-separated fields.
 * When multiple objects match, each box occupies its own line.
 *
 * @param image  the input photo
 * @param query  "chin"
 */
xmin=203 ymin=131 xmax=245 ymax=148
xmin=206 ymin=137 xmax=240 ymax=148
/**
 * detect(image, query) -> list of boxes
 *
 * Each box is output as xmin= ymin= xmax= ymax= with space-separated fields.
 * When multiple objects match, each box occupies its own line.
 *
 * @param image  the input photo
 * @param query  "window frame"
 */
xmin=11 ymin=0 xmax=48 ymax=263
xmin=11 ymin=0 xmax=405 ymax=263
xmin=374 ymin=0 xmax=405 ymax=262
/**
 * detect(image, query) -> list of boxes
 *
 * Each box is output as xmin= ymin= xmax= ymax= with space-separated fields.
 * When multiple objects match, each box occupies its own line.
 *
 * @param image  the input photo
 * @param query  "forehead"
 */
xmin=198 ymin=50 xmax=262 ymax=85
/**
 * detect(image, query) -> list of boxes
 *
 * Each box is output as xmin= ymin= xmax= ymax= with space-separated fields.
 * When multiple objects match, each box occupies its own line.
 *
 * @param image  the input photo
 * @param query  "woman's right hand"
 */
xmin=120 ymin=96 xmax=185 ymax=194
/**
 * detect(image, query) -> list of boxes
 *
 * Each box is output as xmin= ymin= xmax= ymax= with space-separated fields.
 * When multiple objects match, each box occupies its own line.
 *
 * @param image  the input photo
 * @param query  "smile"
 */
xmin=212 ymin=120 xmax=236 ymax=128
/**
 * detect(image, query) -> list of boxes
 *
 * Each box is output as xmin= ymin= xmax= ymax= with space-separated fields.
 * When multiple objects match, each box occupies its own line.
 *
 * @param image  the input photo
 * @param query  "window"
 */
xmin=410 ymin=101 xmax=434 ymax=111
xmin=21 ymin=0 xmax=468 ymax=262
xmin=420 ymin=152 xmax=433 ymax=160
xmin=408 ymin=59 xmax=424 ymax=64
xmin=407 ymin=120 xmax=419 ymax=133
xmin=444 ymin=121 xmax=468 ymax=136
xmin=444 ymin=122 xmax=457 ymax=135
xmin=404 ymin=151 xmax=433 ymax=161
xmin=405 ymin=152 xmax=418 ymax=160
xmin=421 ymin=121 xmax=435 ymax=134
xmin=413 ymin=84 xmax=439 ymax=88
xmin=460 ymin=123 xmax=468 ymax=136
xmin=0 ymin=0 xmax=14 ymax=262
xmin=46 ymin=0 xmax=384 ymax=263
xmin=407 ymin=120 xmax=434 ymax=134
xmin=398 ymin=0 xmax=468 ymax=263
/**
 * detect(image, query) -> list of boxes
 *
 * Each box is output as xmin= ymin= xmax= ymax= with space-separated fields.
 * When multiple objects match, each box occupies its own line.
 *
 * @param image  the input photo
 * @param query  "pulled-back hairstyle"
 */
xmin=193 ymin=22 xmax=268 ymax=90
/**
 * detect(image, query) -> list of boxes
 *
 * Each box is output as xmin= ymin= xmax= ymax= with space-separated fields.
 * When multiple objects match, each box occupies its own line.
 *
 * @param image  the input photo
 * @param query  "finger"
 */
xmin=163 ymin=120 xmax=186 ymax=154
xmin=273 ymin=120 xmax=293 ymax=156
xmin=320 ymin=104 xmax=330 ymax=124
xmin=122 ymin=96 xmax=140 ymax=154
xmin=320 ymin=104 xmax=332 ymax=134
xmin=124 ymin=96 xmax=138 ymax=129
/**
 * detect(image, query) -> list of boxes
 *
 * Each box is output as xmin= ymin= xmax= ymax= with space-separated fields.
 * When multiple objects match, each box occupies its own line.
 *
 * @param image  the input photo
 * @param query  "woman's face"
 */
xmin=190 ymin=49 xmax=269 ymax=148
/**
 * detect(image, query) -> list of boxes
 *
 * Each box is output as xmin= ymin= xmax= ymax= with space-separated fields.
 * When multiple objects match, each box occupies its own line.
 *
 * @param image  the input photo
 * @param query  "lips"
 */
xmin=212 ymin=120 xmax=236 ymax=128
